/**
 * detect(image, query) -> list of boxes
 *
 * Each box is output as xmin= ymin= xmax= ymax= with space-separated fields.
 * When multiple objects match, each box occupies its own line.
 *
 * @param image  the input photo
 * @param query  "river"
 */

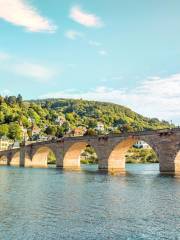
xmin=0 ymin=164 xmax=180 ymax=240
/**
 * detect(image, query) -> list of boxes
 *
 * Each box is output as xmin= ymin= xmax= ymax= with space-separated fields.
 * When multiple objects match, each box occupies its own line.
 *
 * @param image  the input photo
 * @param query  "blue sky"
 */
xmin=0 ymin=0 xmax=180 ymax=123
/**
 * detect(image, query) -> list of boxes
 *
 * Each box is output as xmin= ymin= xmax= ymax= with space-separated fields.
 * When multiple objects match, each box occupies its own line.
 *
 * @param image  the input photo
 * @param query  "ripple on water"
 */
xmin=0 ymin=164 xmax=180 ymax=240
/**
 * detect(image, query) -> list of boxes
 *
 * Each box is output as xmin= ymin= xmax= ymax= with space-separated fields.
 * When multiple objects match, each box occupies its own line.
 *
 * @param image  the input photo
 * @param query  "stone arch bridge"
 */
xmin=0 ymin=128 xmax=180 ymax=173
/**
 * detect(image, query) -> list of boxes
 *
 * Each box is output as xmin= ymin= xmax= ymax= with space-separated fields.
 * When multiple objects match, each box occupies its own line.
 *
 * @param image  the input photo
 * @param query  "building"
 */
xmin=54 ymin=116 xmax=65 ymax=126
xmin=20 ymin=125 xmax=29 ymax=141
xmin=38 ymin=135 xmax=49 ymax=141
xmin=31 ymin=125 xmax=41 ymax=136
xmin=28 ymin=124 xmax=41 ymax=140
xmin=9 ymin=141 xmax=20 ymax=149
xmin=134 ymin=141 xmax=150 ymax=149
xmin=71 ymin=126 xmax=87 ymax=136
xmin=0 ymin=136 xmax=13 ymax=151
xmin=95 ymin=122 xmax=105 ymax=132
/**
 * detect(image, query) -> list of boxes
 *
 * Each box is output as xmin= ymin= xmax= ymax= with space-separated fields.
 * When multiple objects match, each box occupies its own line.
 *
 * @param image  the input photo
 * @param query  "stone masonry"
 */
xmin=0 ymin=128 xmax=180 ymax=173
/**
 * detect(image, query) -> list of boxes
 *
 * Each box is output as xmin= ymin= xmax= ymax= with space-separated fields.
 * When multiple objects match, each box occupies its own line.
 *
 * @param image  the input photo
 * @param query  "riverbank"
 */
xmin=48 ymin=147 xmax=158 ymax=165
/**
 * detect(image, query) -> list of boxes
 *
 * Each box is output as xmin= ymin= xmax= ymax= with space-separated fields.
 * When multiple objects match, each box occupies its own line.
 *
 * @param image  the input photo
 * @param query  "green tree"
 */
xmin=56 ymin=126 xmax=65 ymax=138
xmin=65 ymin=113 xmax=75 ymax=123
xmin=8 ymin=123 xmax=22 ymax=141
xmin=87 ymin=119 xmax=97 ymax=129
xmin=17 ymin=94 xmax=23 ymax=105
xmin=0 ymin=112 xmax=5 ymax=123
xmin=45 ymin=126 xmax=57 ymax=136
xmin=62 ymin=122 xmax=70 ymax=134
xmin=0 ymin=124 xmax=9 ymax=137
xmin=7 ymin=96 xmax=17 ymax=105
xmin=21 ymin=116 xmax=29 ymax=128
xmin=0 ymin=95 xmax=173 ymax=142
xmin=28 ymin=108 xmax=40 ymax=124
xmin=84 ymin=128 xmax=97 ymax=136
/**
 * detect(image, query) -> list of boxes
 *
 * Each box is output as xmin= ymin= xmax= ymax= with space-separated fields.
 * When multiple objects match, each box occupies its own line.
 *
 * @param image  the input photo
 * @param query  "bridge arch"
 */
xmin=32 ymin=146 xmax=57 ymax=168
xmin=24 ymin=153 xmax=32 ymax=167
xmin=10 ymin=151 xmax=32 ymax=167
xmin=63 ymin=141 xmax=98 ymax=170
xmin=10 ymin=151 xmax=20 ymax=166
xmin=0 ymin=155 xmax=8 ymax=165
xmin=174 ymin=150 xmax=180 ymax=172
xmin=107 ymin=137 xmax=159 ymax=172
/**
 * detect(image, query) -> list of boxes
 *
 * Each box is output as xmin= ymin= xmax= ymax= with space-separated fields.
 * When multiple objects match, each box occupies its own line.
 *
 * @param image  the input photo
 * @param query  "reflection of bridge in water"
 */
xmin=0 ymin=128 xmax=180 ymax=173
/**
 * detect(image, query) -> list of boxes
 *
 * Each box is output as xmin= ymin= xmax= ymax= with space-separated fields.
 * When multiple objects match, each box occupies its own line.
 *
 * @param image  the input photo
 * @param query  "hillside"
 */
xmin=0 ymin=95 xmax=173 ymax=141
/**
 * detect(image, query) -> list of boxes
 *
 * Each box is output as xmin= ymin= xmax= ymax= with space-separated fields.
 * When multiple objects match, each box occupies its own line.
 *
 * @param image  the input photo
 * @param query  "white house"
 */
xmin=54 ymin=116 xmax=65 ymax=126
xmin=10 ymin=141 xmax=20 ymax=149
xmin=95 ymin=122 xmax=105 ymax=132
xmin=134 ymin=141 xmax=150 ymax=149
xmin=0 ymin=136 xmax=13 ymax=151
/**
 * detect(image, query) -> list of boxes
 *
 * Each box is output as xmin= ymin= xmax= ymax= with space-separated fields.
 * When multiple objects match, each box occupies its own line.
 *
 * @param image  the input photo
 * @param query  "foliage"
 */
xmin=80 ymin=146 xmax=98 ymax=164
xmin=126 ymin=147 xmax=158 ymax=163
xmin=8 ymin=123 xmax=22 ymax=141
xmin=84 ymin=128 xmax=97 ymax=136
xmin=0 ymin=124 xmax=9 ymax=137
xmin=81 ymin=146 xmax=158 ymax=165
xmin=47 ymin=151 xmax=56 ymax=164
xmin=45 ymin=125 xmax=57 ymax=136
xmin=0 ymin=95 xmax=174 ymax=141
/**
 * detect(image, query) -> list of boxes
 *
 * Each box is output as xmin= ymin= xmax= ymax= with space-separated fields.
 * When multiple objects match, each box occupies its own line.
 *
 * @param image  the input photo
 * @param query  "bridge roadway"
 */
xmin=0 ymin=128 xmax=180 ymax=173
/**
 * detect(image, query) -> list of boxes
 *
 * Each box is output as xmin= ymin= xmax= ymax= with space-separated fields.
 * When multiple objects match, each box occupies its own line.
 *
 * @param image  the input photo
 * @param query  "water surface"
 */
xmin=0 ymin=164 xmax=180 ymax=240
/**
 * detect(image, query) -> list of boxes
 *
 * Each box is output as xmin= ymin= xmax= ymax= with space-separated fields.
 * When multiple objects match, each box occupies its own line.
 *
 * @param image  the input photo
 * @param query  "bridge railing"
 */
xmin=25 ymin=127 xmax=180 ymax=145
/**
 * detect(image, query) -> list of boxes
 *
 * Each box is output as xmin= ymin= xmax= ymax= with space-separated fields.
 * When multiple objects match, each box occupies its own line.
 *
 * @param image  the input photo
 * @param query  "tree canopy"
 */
xmin=0 ymin=95 xmax=174 ymax=141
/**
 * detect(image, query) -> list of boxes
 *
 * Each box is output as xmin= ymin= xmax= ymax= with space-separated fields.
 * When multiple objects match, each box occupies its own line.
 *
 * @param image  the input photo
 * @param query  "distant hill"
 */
xmin=30 ymin=97 xmax=172 ymax=130
xmin=0 ymin=95 xmax=174 ymax=140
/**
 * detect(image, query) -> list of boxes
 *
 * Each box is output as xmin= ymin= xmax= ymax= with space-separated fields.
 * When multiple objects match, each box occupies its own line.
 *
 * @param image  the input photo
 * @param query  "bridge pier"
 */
xmin=56 ymin=153 xmax=64 ymax=168
xmin=20 ymin=147 xmax=25 ymax=167
xmin=98 ymin=158 xmax=126 ymax=173
xmin=0 ymin=129 xmax=179 ymax=174
xmin=158 ymin=141 xmax=180 ymax=174
xmin=96 ymin=141 xmax=126 ymax=173
xmin=98 ymin=165 xmax=125 ymax=173
xmin=159 ymin=153 xmax=176 ymax=173
xmin=159 ymin=162 xmax=175 ymax=173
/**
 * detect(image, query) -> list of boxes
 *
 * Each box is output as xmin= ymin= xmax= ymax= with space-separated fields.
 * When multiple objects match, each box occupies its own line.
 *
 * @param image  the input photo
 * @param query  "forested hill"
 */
xmin=0 ymin=95 xmax=173 ymax=140
xmin=29 ymin=98 xmax=172 ymax=130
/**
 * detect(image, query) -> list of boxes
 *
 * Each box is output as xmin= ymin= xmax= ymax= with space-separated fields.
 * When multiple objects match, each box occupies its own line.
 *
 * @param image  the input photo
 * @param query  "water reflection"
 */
xmin=0 ymin=164 xmax=180 ymax=239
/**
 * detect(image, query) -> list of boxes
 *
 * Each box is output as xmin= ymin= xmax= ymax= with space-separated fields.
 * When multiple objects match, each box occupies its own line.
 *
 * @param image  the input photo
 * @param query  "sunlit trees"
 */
xmin=0 ymin=95 xmax=173 ymax=143
xmin=45 ymin=126 xmax=57 ymax=136
xmin=0 ymin=124 xmax=9 ymax=137
xmin=8 ymin=123 xmax=22 ymax=141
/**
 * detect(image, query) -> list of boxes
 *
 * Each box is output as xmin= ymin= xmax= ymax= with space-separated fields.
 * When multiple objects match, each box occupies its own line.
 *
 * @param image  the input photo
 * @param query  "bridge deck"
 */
xmin=0 ymin=128 xmax=180 ymax=153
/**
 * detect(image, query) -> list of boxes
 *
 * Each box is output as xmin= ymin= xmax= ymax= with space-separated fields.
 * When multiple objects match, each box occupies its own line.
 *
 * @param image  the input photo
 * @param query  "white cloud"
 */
xmin=69 ymin=6 xmax=103 ymax=28
xmin=0 ymin=51 xmax=56 ymax=82
xmin=65 ymin=30 xmax=83 ymax=40
xmin=40 ymin=74 xmax=180 ymax=123
xmin=13 ymin=62 xmax=56 ymax=82
xmin=0 ymin=0 xmax=57 ymax=32
xmin=0 ymin=52 xmax=11 ymax=61
xmin=99 ymin=50 xmax=108 ymax=56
